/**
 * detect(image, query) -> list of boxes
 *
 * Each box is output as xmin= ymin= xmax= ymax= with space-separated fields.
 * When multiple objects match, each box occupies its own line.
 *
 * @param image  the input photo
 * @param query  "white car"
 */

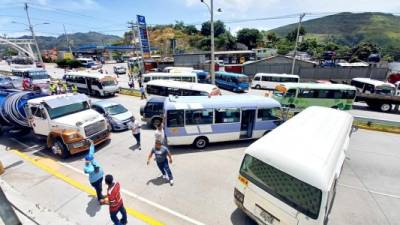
xmin=113 ymin=66 xmax=127 ymax=74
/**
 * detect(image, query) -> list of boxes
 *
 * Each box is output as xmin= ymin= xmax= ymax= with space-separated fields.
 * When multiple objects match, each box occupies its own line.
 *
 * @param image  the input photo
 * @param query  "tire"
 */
xmin=255 ymin=85 xmax=261 ymax=89
xmin=52 ymin=139 xmax=70 ymax=159
xmin=380 ymin=103 xmax=392 ymax=112
xmin=151 ymin=118 xmax=162 ymax=129
xmin=193 ymin=136 xmax=208 ymax=149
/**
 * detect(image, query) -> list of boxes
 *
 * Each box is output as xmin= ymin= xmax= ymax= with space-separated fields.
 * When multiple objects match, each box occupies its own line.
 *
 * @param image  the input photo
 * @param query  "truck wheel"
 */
xmin=255 ymin=85 xmax=261 ymax=89
xmin=52 ymin=139 xmax=70 ymax=159
xmin=151 ymin=118 xmax=162 ymax=129
xmin=193 ymin=136 xmax=208 ymax=149
xmin=380 ymin=104 xmax=392 ymax=112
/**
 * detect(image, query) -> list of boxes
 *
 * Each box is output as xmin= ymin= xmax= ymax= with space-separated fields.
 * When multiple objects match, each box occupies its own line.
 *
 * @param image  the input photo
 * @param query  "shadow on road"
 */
xmin=230 ymin=208 xmax=257 ymax=225
xmin=146 ymin=176 xmax=167 ymax=186
xmin=86 ymin=197 xmax=101 ymax=217
xmin=168 ymin=139 xmax=256 ymax=155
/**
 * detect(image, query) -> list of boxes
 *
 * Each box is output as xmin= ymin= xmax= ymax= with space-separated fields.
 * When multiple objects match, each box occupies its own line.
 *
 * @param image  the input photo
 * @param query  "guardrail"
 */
xmin=353 ymin=116 xmax=400 ymax=134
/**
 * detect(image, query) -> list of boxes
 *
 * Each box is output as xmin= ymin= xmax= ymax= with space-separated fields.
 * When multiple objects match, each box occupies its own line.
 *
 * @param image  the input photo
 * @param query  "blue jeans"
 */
xmin=133 ymin=133 xmax=141 ymax=146
xmin=110 ymin=205 xmax=127 ymax=225
xmin=156 ymin=160 xmax=173 ymax=180
xmin=90 ymin=177 xmax=103 ymax=200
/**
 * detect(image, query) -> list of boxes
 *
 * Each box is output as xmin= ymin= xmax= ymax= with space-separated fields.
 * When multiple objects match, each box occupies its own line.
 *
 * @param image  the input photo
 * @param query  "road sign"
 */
xmin=136 ymin=15 xmax=151 ymax=59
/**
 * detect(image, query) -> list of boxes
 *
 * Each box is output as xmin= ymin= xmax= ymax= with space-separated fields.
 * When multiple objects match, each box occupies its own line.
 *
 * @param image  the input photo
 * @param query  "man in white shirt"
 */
xmin=128 ymin=118 xmax=141 ymax=150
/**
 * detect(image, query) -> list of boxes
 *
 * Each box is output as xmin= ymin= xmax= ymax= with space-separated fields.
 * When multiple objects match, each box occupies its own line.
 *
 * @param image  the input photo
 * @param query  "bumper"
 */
xmin=67 ymin=129 xmax=110 ymax=155
xmin=111 ymin=122 xmax=129 ymax=131
xmin=234 ymin=200 xmax=267 ymax=225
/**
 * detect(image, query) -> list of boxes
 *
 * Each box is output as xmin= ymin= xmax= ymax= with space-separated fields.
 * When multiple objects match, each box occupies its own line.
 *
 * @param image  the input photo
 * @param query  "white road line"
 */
xmin=16 ymin=141 xmax=205 ymax=225
xmin=338 ymin=183 xmax=400 ymax=199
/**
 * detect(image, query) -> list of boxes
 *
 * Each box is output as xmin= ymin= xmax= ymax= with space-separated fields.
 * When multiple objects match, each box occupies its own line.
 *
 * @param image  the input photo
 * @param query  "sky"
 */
xmin=1 ymin=0 xmax=400 ymax=38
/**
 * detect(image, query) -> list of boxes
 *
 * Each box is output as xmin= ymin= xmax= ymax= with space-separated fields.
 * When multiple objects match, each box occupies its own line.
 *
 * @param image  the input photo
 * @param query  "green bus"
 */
xmin=272 ymin=83 xmax=357 ymax=112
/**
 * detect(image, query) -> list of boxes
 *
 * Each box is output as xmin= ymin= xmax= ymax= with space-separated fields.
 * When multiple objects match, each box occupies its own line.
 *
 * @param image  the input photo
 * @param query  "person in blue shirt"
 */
xmin=84 ymin=139 xmax=105 ymax=202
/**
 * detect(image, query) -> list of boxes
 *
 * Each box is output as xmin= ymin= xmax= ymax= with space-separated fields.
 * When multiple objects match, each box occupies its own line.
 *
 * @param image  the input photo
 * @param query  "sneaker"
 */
xmin=169 ymin=179 xmax=174 ymax=186
xmin=138 ymin=146 xmax=141 ymax=150
xmin=162 ymin=175 xmax=167 ymax=179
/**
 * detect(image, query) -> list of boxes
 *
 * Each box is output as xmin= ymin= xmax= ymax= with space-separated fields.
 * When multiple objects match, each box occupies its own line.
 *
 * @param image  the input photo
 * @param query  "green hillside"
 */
xmin=271 ymin=12 xmax=400 ymax=49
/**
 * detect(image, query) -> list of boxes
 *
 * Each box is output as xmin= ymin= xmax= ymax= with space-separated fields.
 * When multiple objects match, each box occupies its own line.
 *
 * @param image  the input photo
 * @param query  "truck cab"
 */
xmin=26 ymin=94 xmax=110 ymax=158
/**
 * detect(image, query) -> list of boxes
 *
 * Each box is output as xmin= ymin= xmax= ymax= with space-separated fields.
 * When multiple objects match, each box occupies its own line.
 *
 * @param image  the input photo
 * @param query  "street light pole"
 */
xmin=210 ymin=0 xmax=215 ymax=85
xmin=291 ymin=13 xmax=306 ymax=75
xmin=24 ymin=3 xmax=43 ymax=64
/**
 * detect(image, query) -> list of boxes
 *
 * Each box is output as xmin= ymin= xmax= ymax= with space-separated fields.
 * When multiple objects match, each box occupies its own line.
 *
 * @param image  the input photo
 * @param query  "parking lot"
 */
xmin=1 ymin=62 xmax=400 ymax=225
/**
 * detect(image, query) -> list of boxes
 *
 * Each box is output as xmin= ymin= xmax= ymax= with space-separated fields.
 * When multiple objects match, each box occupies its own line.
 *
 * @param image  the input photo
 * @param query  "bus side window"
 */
xmin=261 ymin=76 xmax=269 ymax=82
xmin=185 ymin=109 xmax=213 ymax=125
xmin=144 ymin=77 xmax=151 ymax=82
xmin=285 ymin=89 xmax=297 ymax=97
xmin=253 ymin=76 xmax=260 ymax=81
xmin=343 ymin=90 xmax=356 ymax=99
xmin=166 ymin=110 xmax=184 ymax=127
xmin=215 ymin=108 xmax=240 ymax=123
xmin=298 ymin=89 xmax=315 ymax=98
xmin=257 ymin=108 xmax=279 ymax=121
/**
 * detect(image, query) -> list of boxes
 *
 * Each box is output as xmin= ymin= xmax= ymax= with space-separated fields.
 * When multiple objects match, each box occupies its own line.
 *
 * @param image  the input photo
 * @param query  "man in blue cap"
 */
xmin=84 ymin=139 xmax=105 ymax=202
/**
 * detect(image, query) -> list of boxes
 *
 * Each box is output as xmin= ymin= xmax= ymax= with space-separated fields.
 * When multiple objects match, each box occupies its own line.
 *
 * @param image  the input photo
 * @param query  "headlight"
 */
xmin=66 ymin=133 xmax=79 ymax=139
xmin=111 ymin=118 xmax=123 ymax=124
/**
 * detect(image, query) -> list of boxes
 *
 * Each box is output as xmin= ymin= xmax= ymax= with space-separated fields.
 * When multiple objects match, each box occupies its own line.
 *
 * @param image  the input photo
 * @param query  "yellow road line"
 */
xmin=11 ymin=150 xmax=164 ymax=225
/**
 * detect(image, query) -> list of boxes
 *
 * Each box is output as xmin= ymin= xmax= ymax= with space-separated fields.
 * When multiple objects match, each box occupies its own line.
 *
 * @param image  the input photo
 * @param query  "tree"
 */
xmin=200 ymin=20 xmax=226 ymax=37
xmin=286 ymin=26 xmax=306 ymax=42
xmin=350 ymin=42 xmax=379 ymax=62
xmin=216 ymin=32 xmax=236 ymax=50
xmin=183 ymin=25 xmax=198 ymax=35
xmin=276 ymin=39 xmax=293 ymax=55
xmin=266 ymin=32 xmax=279 ymax=45
xmin=237 ymin=28 xmax=262 ymax=49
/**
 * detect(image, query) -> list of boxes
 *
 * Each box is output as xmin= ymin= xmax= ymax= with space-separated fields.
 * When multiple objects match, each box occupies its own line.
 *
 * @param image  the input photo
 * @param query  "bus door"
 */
xmin=241 ymin=109 xmax=256 ymax=138
xmin=86 ymin=78 xmax=93 ymax=95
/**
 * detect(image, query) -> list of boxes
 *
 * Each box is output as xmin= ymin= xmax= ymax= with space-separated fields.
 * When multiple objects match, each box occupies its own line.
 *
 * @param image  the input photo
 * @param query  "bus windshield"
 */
xmin=240 ymin=154 xmax=322 ymax=219
xmin=101 ymin=80 xmax=117 ymax=86
xmin=105 ymin=104 xmax=128 ymax=115
xmin=46 ymin=102 xmax=90 ymax=119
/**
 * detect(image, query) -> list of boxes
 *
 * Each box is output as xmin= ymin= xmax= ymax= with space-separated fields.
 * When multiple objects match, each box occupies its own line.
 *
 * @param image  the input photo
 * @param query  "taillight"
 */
xmin=234 ymin=188 xmax=244 ymax=204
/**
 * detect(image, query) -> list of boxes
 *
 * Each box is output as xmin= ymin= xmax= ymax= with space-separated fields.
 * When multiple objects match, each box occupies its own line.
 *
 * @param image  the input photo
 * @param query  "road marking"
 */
xmin=338 ymin=183 xmax=400 ymax=199
xmin=15 ymin=146 xmax=206 ymax=225
xmin=35 ymin=152 xmax=206 ymax=225
xmin=11 ymin=150 xmax=164 ymax=225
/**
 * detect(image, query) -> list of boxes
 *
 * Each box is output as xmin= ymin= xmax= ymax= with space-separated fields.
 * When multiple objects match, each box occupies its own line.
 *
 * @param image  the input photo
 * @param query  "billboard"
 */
xmin=136 ymin=15 xmax=151 ymax=59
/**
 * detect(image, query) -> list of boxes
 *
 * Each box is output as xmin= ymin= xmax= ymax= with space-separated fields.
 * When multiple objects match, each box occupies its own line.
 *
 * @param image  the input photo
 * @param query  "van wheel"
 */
xmin=151 ymin=118 xmax=162 ymax=129
xmin=193 ymin=137 xmax=208 ymax=149
xmin=52 ymin=139 xmax=70 ymax=159
xmin=255 ymin=85 xmax=261 ymax=89
xmin=380 ymin=103 xmax=392 ymax=112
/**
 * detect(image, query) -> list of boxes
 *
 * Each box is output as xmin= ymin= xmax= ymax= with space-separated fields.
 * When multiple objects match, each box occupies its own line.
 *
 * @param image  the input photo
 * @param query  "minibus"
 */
xmin=143 ymin=72 xmax=198 ymax=83
xmin=251 ymin=73 xmax=300 ymax=90
xmin=351 ymin=78 xmax=397 ymax=96
xmin=235 ymin=106 xmax=354 ymax=225
xmin=273 ymin=83 xmax=356 ymax=112
xmin=164 ymin=95 xmax=281 ymax=149
xmin=215 ymin=71 xmax=249 ymax=92
xmin=64 ymin=71 xmax=118 ymax=96
xmin=146 ymin=80 xmax=220 ymax=97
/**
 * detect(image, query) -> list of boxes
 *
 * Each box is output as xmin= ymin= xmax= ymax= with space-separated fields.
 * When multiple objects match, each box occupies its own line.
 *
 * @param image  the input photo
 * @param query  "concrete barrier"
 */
xmin=353 ymin=116 xmax=400 ymax=134
xmin=119 ymin=87 xmax=141 ymax=97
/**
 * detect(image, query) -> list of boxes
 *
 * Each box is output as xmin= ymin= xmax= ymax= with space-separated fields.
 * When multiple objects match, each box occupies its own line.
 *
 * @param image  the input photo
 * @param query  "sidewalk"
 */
xmin=0 ymin=149 xmax=148 ymax=225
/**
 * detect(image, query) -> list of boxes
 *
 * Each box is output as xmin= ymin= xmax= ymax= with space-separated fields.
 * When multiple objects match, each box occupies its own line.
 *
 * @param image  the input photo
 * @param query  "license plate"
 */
xmin=255 ymin=205 xmax=274 ymax=224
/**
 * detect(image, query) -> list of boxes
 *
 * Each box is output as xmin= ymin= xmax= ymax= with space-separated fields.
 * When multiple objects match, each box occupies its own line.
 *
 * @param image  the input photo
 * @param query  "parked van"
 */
xmin=251 ymin=73 xmax=300 ymax=90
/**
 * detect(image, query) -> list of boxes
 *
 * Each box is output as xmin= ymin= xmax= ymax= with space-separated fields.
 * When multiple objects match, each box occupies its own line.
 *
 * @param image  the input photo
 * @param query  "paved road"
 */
xmin=0 ymin=91 xmax=399 ymax=225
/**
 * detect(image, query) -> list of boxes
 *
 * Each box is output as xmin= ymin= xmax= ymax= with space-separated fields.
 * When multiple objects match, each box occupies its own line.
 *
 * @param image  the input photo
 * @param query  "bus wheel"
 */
xmin=380 ymin=103 xmax=392 ymax=112
xmin=255 ymin=85 xmax=261 ymax=89
xmin=193 ymin=137 xmax=208 ymax=149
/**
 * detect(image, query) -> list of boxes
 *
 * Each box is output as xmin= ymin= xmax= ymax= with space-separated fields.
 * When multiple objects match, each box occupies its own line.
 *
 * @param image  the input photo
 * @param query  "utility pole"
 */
xmin=24 ymin=3 xmax=43 ymax=64
xmin=210 ymin=0 xmax=215 ymax=84
xmin=63 ymin=24 xmax=73 ymax=54
xmin=128 ymin=21 xmax=144 ymax=73
xmin=291 ymin=13 xmax=306 ymax=75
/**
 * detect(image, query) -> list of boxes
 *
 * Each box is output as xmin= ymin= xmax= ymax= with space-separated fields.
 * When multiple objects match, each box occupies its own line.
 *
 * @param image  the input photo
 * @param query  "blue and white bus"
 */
xmin=215 ymin=71 xmax=249 ymax=92
xmin=164 ymin=95 xmax=282 ymax=149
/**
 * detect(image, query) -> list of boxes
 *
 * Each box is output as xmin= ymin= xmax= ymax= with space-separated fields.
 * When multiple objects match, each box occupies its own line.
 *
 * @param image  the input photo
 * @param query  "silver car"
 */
xmin=91 ymin=100 xmax=133 ymax=131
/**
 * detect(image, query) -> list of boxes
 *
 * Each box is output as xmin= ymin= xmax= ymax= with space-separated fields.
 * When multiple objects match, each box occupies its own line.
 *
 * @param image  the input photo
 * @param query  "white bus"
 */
xmin=146 ymin=80 xmax=221 ymax=97
xmin=143 ymin=72 xmax=198 ymax=83
xmin=162 ymin=67 xmax=194 ymax=73
xmin=234 ymin=106 xmax=354 ymax=225
xmin=251 ymin=73 xmax=300 ymax=90
xmin=64 ymin=71 xmax=118 ymax=96
xmin=76 ymin=58 xmax=95 ymax=68
xmin=164 ymin=95 xmax=282 ymax=149
xmin=351 ymin=78 xmax=397 ymax=96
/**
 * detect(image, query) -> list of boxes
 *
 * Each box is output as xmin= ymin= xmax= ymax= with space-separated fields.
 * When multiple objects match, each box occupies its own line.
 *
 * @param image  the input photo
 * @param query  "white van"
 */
xmin=252 ymin=73 xmax=300 ymax=90
xmin=234 ymin=106 xmax=354 ymax=225
xmin=64 ymin=71 xmax=118 ymax=96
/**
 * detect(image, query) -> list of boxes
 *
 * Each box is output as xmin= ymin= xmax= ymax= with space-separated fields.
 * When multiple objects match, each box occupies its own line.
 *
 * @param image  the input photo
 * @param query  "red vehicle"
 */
xmin=387 ymin=72 xmax=400 ymax=84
